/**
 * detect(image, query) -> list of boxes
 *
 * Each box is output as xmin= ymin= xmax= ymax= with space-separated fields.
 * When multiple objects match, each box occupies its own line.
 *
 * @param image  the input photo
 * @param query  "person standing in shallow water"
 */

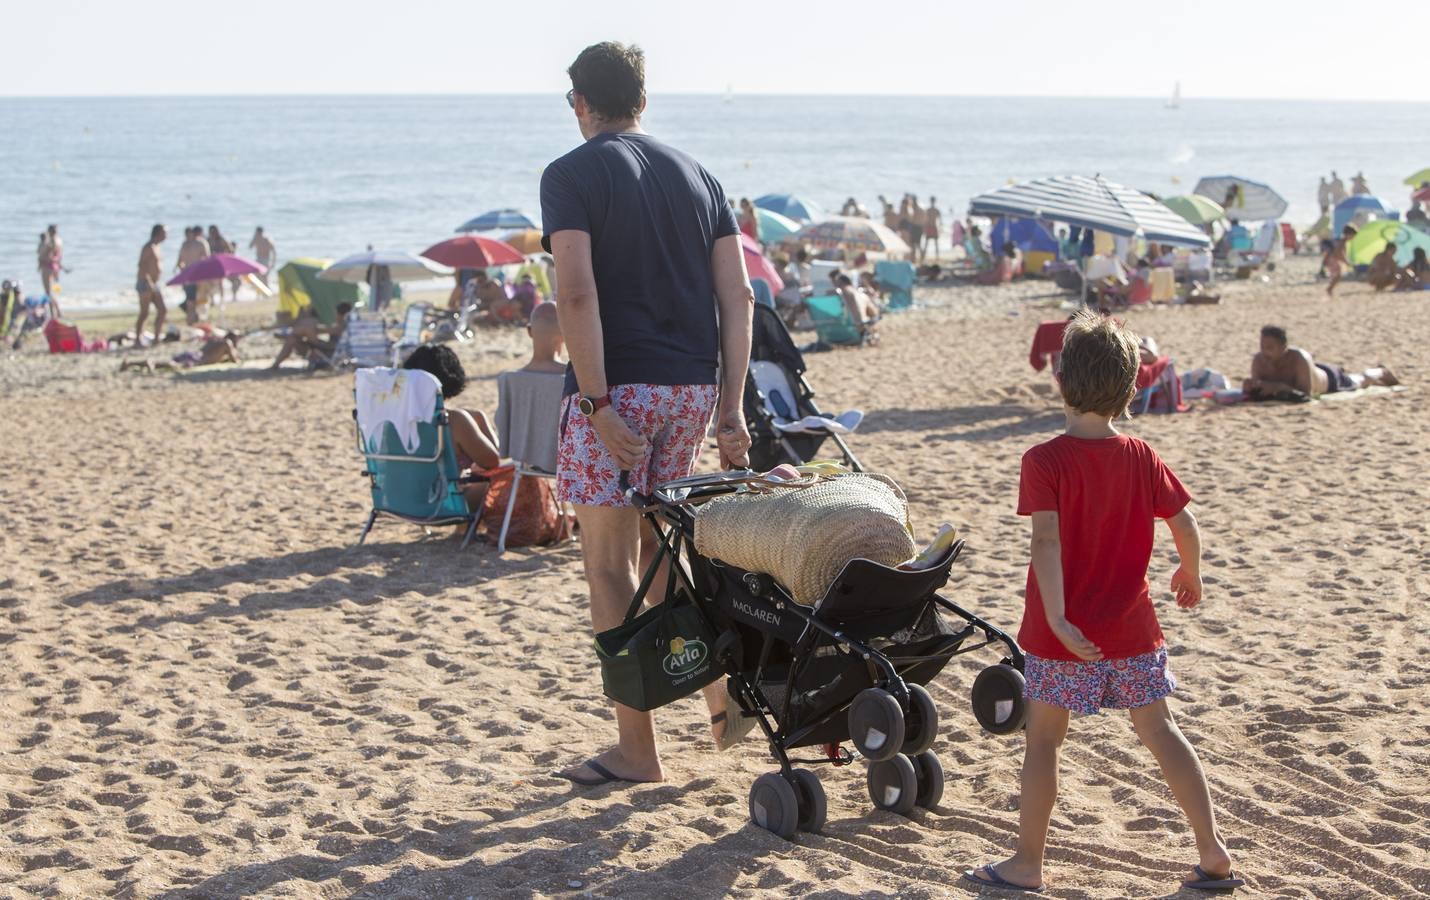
xmin=541 ymin=40 xmax=754 ymax=787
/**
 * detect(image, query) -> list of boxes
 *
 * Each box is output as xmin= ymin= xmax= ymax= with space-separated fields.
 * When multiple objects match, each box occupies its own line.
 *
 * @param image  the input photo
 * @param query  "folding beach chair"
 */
xmin=751 ymin=278 xmax=776 ymax=310
xmin=392 ymin=303 xmax=429 ymax=365
xmin=492 ymin=369 xmax=569 ymax=552
xmin=744 ymin=304 xmax=864 ymax=471
xmin=805 ymin=294 xmax=864 ymax=347
xmin=875 ymin=260 xmax=916 ymax=311
xmin=353 ymin=367 xmax=481 ymax=548
xmin=333 ymin=311 xmax=392 ymax=369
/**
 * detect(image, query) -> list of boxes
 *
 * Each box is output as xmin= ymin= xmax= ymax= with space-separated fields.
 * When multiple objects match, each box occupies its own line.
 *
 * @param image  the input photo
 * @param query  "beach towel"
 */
xmin=495 ymin=369 xmax=565 ymax=473
xmin=355 ymin=367 xmax=440 ymax=453
xmin=1029 ymin=320 xmax=1067 ymax=372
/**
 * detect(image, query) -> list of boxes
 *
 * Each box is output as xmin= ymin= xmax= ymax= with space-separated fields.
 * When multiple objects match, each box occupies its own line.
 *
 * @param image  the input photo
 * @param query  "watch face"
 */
xmin=578 ymin=397 xmax=595 ymax=416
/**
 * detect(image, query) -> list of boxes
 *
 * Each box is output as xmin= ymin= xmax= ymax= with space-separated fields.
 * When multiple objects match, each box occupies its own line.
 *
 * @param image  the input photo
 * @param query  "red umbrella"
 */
xmin=421 ymin=235 xmax=525 ymax=270
xmin=740 ymin=234 xmax=784 ymax=293
xmin=166 ymin=253 xmax=266 ymax=285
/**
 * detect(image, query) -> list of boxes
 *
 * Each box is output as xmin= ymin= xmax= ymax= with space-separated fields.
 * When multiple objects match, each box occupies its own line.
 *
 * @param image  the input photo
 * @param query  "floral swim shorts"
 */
xmin=1024 ymin=647 xmax=1176 ymax=715
xmin=557 ymin=383 xmax=718 ymax=508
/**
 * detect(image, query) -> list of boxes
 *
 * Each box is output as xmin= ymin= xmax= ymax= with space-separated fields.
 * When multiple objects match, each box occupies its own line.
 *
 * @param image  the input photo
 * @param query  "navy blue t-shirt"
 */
xmin=540 ymin=132 xmax=739 ymax=394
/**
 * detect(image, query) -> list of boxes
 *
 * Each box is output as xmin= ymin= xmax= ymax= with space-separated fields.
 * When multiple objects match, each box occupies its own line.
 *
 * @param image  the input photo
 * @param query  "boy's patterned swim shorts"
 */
xmin=1024 ymin=647 xmax=1176 ymax=715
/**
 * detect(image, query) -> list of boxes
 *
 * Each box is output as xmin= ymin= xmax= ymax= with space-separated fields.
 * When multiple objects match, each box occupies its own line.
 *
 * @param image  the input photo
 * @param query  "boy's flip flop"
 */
xmin=1182 ymin=865 xmax=1246 ymax=891
xmin=554 ymin=760 xmax=631 ymax=787
xmin=961 ymin=865 xmax=1045 ymax=893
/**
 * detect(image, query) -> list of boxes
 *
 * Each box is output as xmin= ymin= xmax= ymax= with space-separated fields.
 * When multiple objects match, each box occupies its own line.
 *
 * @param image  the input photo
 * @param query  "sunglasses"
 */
xmin=565 ymin=89 xmax=576 ymax=109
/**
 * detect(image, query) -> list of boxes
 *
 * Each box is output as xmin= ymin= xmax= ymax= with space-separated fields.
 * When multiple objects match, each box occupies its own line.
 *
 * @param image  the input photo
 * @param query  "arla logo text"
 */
xmin=662 ymin=636 xmax=708 ymax=677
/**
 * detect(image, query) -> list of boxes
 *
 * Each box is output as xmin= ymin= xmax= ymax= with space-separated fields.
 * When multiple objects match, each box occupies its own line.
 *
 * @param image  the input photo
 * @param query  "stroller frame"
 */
xmin=627 ymin=473 xmax=1026 ymax=838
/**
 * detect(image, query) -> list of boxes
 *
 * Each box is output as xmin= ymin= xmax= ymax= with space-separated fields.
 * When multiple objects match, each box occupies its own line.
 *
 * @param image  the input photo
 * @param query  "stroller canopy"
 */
xmin=751 ymin=303 xmax=806 ymax=376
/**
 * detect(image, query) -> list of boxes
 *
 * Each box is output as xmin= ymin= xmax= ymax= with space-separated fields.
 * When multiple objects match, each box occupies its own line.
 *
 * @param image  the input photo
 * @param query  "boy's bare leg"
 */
xmin=1128 ymin=699 xmax=1233 ymax=880
xmin=982 ymin=698 xmax=1069 ymax=889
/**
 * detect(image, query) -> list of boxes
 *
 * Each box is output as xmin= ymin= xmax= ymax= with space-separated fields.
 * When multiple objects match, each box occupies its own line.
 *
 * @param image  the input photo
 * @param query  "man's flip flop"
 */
xmin=712 ymin=696 xmax=756 ymax=751
xmin=554 ymin=760 xmax=629 ymax=787
xmin=1182 ymin=865 xmax=1246 ymax=891
xmin=961 ymin=865 xmax=1045 ymax=893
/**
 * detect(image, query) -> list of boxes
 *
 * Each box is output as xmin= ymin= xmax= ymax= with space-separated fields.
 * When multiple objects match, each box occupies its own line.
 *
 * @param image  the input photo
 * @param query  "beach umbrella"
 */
xmin=968 ymin=175 xmax=1210 ymax=247
xmin=793 ymin=216 xmax=912 ymax=255
xmin=1332 ymin=195 xmax=1389 ymax=237
xmin=740 ymin=234 xmax=784 ymax=292
xmin=318 ymin=250 xmax=453 ymax=283
xmin=503 ymin=229 xmax=545 ymax=255
xmin=753 ymin=194 xmax=825 ymax=223
xmin=1402 ymin=168 xmax=1430 ymax=187
xmin=421 ymin=235 xmax=525 ymax=270
xmin=456 ymin=208 xmax=539 ymax=233
xmin=754 ymin=207 xmax=801 ymax=243
xmin=1161 ymin=195 xmax=1225 ymax=227
xmin=166 ymin=253 xmax=267 ymax=285
xmin=1192 ymin=176 xmax=1288 ymax=221
xmin=1345 ymin=220 xmax=1430 ymax=267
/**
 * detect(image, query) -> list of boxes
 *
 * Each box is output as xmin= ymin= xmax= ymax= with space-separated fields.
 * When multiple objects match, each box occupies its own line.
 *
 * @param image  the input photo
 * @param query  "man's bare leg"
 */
xmin=560 ymin=504 xmax=663 ymax=782
xmin=151 ymin=296 xmax=166 ymax=343
xmin=1360 ymin=367 xmax=1398 ymax=387
xmin=134 ymin=294 xmax=150 ymax=344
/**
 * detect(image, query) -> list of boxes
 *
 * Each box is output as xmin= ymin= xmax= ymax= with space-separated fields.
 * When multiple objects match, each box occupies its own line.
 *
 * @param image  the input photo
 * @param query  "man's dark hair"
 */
xmin=403 ymin=343 xmax=467 ymax=399
xmin=336 ymin=301 xmax=353 ymax=316
xmin=568 ymin=42 xmax=645 ymax=121
xmin=150 ymin=224 xmax=165 ymax=240
xmin=1260 ymin=325 xmax=1288 ymax=345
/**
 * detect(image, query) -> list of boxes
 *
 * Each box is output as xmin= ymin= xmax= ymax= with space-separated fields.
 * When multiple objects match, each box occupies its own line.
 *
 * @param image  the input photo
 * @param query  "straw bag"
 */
xmin=693 ymin=472 xmax=916 ymax=606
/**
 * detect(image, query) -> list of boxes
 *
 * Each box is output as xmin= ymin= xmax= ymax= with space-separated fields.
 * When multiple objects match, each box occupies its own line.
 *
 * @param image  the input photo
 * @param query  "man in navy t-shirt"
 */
xmin=542 ymin=42 xmax=754 ymax=787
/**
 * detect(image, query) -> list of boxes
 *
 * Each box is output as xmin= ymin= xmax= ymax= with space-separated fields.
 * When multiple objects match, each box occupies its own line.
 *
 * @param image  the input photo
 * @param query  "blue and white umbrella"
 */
xmin=968 ymin=175 xmax=1211 ymax=247
xmin=456 ymin=208 xmax=540 ymax=233
xmin=753 ymin=194 xmax=825 ymax=224
xmin=1192 ymin=176 xmax=1288 ymax=221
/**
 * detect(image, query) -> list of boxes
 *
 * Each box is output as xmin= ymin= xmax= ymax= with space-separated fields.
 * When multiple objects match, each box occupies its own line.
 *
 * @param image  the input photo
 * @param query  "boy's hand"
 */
xmin=1048 ymin=617 xmax=1103 ymax=661
xmin=1170 ymin=566 xmax=1203 ymax=608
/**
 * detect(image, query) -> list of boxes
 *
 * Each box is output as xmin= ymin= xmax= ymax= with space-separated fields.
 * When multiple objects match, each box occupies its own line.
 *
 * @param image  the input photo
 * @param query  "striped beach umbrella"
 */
xmin=793 ymin=216 xmax=911 ymax=255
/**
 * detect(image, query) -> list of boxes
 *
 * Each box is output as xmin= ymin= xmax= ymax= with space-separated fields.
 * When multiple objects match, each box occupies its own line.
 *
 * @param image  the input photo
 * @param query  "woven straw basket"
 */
xmin=693 ymin=473 xmax=916 ymax=606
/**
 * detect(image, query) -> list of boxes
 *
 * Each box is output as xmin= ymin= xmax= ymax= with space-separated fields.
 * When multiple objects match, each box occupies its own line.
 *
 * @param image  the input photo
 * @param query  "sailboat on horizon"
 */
xmin=1166 ymin=81 xmax=1181 ymax=109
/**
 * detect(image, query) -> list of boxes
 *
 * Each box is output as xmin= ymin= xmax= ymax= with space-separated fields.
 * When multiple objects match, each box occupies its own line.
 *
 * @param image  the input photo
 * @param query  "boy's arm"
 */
xmin=1164 ymin=507 xmax=1203 ymax=608
xmin=1029 ymin=511 xmax=1103 ymax=661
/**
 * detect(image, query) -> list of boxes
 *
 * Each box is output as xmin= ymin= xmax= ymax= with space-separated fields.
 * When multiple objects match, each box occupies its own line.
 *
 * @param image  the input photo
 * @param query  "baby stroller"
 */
xmin=744 ymin=304 xmax=865 ymax=472
xmin=600 ymin=472 xmax=1028 ymax=839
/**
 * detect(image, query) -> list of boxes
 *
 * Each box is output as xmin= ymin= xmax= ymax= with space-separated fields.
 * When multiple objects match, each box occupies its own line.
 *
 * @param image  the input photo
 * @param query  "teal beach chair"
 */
xmin=353 ymin=368 xmax=481 ymax=548
xmin=875 ymin=260 xmax=916 ymax=311
xmin=805 ymin=294 xmax=864 ymax=347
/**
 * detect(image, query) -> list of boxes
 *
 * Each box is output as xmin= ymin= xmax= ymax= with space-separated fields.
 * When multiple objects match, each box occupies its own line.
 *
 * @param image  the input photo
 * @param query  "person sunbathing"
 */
xmin=1368 ymin=244 xmax=1401 ymax=291
xmin=835 ymin=273 xmax=879 ymax=342
xmin=1244 ymin=325 xmax=1398 ymax=400
xmin=1396 ymin=248 xmax=1428 ymax=291
xmin=269 ymin=302 xmax=351 ymax=369
xmin=401 ymin=343 xmax=500 ymax=506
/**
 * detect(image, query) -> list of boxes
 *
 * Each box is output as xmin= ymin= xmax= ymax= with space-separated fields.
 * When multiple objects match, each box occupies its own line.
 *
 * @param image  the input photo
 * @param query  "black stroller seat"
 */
xmin=611 ymin=473 xmax=1028 ymax=840
xmin=744 ymin=304 xmax=864 ymax=472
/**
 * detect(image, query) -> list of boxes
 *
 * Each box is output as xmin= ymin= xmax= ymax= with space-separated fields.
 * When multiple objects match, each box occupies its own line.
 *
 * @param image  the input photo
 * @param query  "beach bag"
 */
xmin=594 ymin=587 xmax=721 ymax=712
xmin=477 ymin=468 xmax=567 ymax=547
xmin=693 ymin=472 xmax=916 ymax=606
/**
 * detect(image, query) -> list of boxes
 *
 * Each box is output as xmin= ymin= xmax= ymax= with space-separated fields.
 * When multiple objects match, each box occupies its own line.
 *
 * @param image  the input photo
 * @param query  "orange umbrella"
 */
xmin=503 ymin=229 xmax=545 ymax=255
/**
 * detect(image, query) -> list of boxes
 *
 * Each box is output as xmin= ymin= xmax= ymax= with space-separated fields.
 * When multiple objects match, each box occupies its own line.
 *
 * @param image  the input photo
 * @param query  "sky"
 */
xmin=4 ymin=0 xmax=1427 ymax=101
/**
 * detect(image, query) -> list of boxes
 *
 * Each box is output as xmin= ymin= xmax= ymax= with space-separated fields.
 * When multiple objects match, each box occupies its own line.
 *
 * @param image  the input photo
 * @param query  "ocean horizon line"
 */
xmin=3 ymin=92 xmax=1428 ymax=105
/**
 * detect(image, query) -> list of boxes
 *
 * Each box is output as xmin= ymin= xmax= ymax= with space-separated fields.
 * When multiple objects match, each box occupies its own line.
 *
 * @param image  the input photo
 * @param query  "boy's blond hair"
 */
xmin=1058 ymin=309 xmax=1140 ymax=417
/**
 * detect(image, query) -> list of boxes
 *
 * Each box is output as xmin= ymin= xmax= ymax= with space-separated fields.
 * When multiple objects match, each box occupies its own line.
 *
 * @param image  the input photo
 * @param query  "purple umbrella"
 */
xmin=166 ymin=253 xmax=267 ymax=285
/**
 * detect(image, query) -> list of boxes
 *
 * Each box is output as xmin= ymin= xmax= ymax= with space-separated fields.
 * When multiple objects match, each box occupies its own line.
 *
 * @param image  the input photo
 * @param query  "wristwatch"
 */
xmin=578 ymin=393 xmax=612 ymax=417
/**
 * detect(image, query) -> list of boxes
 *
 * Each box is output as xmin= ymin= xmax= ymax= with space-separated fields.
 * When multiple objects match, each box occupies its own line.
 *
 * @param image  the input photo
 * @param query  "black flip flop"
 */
xmin=554 ymin=760 xmax=629 ymax=787
xmin=1182 ymin=865 xmax=1246 ymax=891
xmin=961 ymin=865 xmax=1045 ymax=893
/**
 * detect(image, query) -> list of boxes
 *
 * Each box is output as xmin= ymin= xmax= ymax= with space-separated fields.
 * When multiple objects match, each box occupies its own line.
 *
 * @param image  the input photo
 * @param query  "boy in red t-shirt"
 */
xmin=965 ymin=310 xmax=1243 ymax=894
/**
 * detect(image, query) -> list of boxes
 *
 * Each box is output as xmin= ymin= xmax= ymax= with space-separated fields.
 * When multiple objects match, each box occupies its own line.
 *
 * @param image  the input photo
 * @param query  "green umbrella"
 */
xmin=1403 ymin=168 xmax=1430 ymax=187
xmin=754 ymin=207 xmax=801 ymax=243
xmin=1161 ymin=195 xmax=1225 ymax=226
xmin=1346 ymin=219 xmax=1430 ymax=266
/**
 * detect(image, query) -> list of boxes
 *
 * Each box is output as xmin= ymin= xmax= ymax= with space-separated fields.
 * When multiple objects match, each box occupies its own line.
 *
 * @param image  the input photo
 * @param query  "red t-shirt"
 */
xmin=1016 ymin=434 xmax=1191 ymax=661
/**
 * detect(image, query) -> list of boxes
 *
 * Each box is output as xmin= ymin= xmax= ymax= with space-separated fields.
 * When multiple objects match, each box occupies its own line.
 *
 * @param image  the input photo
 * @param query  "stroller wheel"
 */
xmin=748 ymin=772 xmax=800 ymax=840
xmin=791 ymin=769 xmax=827 ymax=833
xmin=971 ymin=663 xmax=1028 ymax=735
xmin=912 ymin=750 xmax=945 ymax=810
xmin=900 ymin=684 xmax=939 ymax=756
xmin=848 ymin=688 xmax=906 ymax=763
xmin=866 ymin=753 xmax=918 ymax=816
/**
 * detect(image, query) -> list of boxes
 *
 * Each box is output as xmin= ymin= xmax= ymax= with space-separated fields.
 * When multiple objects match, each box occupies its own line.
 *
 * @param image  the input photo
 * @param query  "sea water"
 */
xmin=1 ymin=94 xmax=1425 ymax=307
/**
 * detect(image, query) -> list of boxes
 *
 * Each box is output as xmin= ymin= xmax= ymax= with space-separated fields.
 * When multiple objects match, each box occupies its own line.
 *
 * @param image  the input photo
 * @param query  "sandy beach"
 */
xmin=2 ymin=254 xmax=1426 ymax=898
